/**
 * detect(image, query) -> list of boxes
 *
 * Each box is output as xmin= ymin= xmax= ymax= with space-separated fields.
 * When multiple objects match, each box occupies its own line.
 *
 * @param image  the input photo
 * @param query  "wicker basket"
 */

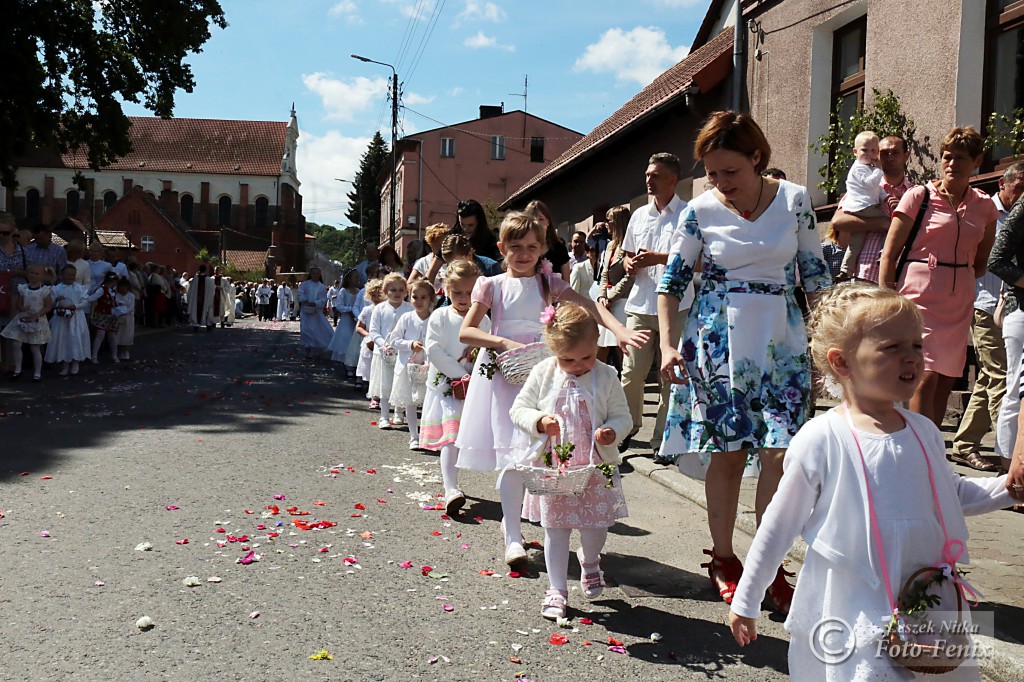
xmin=884 ymin=566 xmax=968 ymax=675
xmin=496 ymin=341 xmax=552 ymax=384
xmin=407 ymin=362 xmax=429 ymax=385
xmin=515 ymin=417 xmax=595 ymax=496
xmin=381 ymin=348 xmax=397 ymax=366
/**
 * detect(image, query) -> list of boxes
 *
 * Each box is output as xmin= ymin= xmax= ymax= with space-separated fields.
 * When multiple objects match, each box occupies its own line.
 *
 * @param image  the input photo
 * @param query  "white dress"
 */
xmin=328 ymin=288 xmax=361 ymax=362
xmin=352 ymin=305 xmax=375 ymax=383
xmin=732 ymin=409 xmax=1012 ymax=681
xmin=1 ymin=284 xmax=52 ymax=344
xmin=368 ymin=300 xmax=413 ymax=401
xmin=297 ymin=280 xmax=334 ymax=350
xmin=46 ymin=283 xmax=91 ymax=362
xmin=389 ymin=310 xmax=429 ymax=408
xmin=114 ymin=291 xmax=136 ymax=345
xmin=456 ymin=273 xmax=571 ymax=472
xmin=276 ymin=285 xmax=292 ymax=320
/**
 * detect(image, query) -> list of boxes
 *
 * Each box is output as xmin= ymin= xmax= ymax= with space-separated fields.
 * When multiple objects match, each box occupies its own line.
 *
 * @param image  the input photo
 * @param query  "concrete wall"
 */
xmin=746 ymin=0 xmax=983 ymax=205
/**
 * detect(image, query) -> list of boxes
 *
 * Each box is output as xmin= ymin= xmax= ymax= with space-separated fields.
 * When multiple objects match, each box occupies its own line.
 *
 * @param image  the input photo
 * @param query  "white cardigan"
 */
xmin=510 ymin=356 xmax=632 ymax=465
xmin=369 ymin=300 xmax=413 ymax=351
xmin=424 ymin=306 xmax=490 ymax=389
xmin=731 ymin=407 xmax=1014 ymax=619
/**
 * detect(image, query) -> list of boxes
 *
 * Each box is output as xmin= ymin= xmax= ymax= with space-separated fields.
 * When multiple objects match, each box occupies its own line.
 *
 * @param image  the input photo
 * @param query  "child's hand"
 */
xmin=500 ymin=338 xmax=524 ymax=353
xmin=594 ymin=427 xmax=616 ymax=446
xmin=729 ymin=612 xmax=757 ymax=646
xmin=412 ymin=341 xmax=424 ymax=353
xmin=537 ymin=415 xmax=560 ymax=437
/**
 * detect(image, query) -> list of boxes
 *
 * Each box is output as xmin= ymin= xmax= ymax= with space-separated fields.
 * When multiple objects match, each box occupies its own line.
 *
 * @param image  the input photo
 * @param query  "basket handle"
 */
xmin=898 ymin=566 xmax=963 ymax=622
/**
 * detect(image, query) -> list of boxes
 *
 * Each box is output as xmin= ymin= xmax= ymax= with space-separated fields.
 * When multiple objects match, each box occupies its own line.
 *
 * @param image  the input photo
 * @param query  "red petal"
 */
xmin=39 ymin=476 xmax=53 ymax=480
xmin=579 ymin=618 xmax=593 ymax=625
xmin=549 ymin=633 xmax=569 ymax=645
xmin=354 ymin=503 xmax=365 ymax=510
xmin=508 ymin=571 xmax=521 ymax=578
xmin=431 ymin=531 xmax=442 ymax=536
xmin=608 ymin=636 xmax=623 ymax=646
xmin=366 ymin=469 xmax=376 ymax=474
xmin=351 ymin=513 xmax=362 ymax=518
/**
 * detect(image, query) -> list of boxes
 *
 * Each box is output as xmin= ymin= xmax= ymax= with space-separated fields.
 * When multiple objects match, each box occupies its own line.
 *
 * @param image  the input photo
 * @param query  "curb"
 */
xmin=624 ymin=453 xmax=1024 ymax=681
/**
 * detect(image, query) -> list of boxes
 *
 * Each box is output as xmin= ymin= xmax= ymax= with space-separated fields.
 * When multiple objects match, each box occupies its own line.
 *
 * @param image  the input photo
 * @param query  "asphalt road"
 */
xmin=0 ymin=320 xmax=825 ymax=680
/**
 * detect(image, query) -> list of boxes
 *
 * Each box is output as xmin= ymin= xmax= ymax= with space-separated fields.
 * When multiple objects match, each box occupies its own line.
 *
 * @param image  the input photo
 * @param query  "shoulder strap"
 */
xmin=893 ymin=186 xmax=929 ymax=283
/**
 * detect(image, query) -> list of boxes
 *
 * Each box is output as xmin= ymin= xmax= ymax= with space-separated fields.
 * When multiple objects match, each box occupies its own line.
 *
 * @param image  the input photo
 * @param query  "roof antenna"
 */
xmin=508 ymin=75 xmax=527 ymax=113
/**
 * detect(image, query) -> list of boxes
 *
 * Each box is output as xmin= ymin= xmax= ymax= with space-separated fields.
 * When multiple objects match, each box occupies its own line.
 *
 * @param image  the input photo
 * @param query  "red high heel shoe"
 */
xmin=766 ymin=565 xmax=795 ymax=614
xmin=700 ymin=548 xmax=743 ymax=604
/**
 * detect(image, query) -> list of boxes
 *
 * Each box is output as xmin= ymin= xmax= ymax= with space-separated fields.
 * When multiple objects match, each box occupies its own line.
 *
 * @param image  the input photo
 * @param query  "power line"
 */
xmin=404 ymin=0 xmax=446 ymax=86
xmin=403 ymin=106 xmax=581 ymax=142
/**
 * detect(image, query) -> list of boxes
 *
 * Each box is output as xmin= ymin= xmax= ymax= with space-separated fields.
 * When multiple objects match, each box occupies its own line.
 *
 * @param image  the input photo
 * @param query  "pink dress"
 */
xmin=896 ymin=183 xmax=998 ymax=377
xmin=521 ymin=371 xmax=627 ymax=529
xmin=455 ymin=273 xmax=570 ymax=472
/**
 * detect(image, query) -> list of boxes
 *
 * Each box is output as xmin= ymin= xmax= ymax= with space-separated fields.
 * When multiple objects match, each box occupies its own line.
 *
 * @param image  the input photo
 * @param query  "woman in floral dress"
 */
xmin=656 ymin=111 xmax=832 ymax=613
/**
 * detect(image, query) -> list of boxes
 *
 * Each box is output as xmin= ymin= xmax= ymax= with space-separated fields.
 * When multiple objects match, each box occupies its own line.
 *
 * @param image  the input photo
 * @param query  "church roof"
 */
xmin=20 ymin=117 xmax=289 ymax=177
xmin=224 ymin=249 xmax=269 ymax=272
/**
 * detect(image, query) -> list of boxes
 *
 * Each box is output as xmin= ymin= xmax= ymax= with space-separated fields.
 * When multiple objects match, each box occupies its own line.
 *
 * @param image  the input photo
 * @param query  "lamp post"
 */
xmin=351 ymin=54 xmax=398 ymax=247
xmin=335 ymin=178 xmax=363 ymax=238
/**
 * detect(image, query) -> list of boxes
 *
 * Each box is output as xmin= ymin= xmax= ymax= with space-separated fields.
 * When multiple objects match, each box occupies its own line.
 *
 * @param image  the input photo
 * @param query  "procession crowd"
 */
xmin=6 ymin=108 xmax=1024 ymax=679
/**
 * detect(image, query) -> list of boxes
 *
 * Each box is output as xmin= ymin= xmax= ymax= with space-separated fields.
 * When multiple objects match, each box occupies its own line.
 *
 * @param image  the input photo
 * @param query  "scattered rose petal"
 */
xmin=39 ymin=530 xmax=51 ymax=538
xmin=243 ymin=509 xmax=254 ymax=514
xmin=473 ymin=516 xmax=483 ymax=522
xmin=94 ymin=581 xmax=105 ymax=587
xmin=350 ymin=513 xmax=362 ymax=518
xmin=431 ymin=531 xmax=442 ymax=536
xmin=360 ymin=531 xmax=373 ymax=539
xmin=136 ymin=616 xmax=155 ymax=630
xmin=549 ymin=633 xmax=569 ymax=645
xmin=273 ymin=494 xmax=286 ymax=501
xmin=366 ymin=469 xmax=376 ymax=474
xmin=165 ymin=505 xmax=180 ymax=511
xmin=354 ymin=503 xmax=365 ymax=510
xmin=215 ymin=528 xmax=226 ymax=533
xmin=556 ymin=616 xmax=571 ymax=628
xmin=265 ymin=505 xmax=279 ymax=515
xmin=421 ymin=565 xmax=433 ymax=576
xmin=175 ymin=539 xmax=189 ymax=545
xmin=608 ymin=636 xmax=624 ymax=646
xmin=509 ymin=657 xmax=522 ymax=664
xmin=579 ymin=618 xmax=593 ymax=625
xmin=207 ymin=576 xmax=222 ymax=583
xmin=608 ymin=645 xmax=628 ymax=655
xmin=427 ymin=655 xmax=438 ymax=665
xmin=399 ymin=561 xmax=413 ymax=569
xmin=19 ymin=472 xmax=30 ymax=476
xmin=479 ymin=569 xmax=495 ymax=576
xmin=442 ymin=604 xmax=455 ymax=612
xmin=459 ymin=544 xmax=470 ymax=550
xmin=508 ymin=571 xmax=521 ymax=579
xmin=134 ymin=541 xmax=152 ymax=551
xmin=376 ymin=498 xmax=387 ymax=504
xmin=650 ymin=632 xmax=662 ymax=642
xmin=256 ymin=524 xmax=266 ymax=530
xmin=319 ymin=547 xmax=329 ymax=553
xmin=511 ymin=643 xmax=523 ymax=652
xmin=249 ymin=611 xmax=260 ymax=619
xmin=313 ymin=500 xmax=327 ymax=506
xmin=183 ymin=576 xmax=201 ymax=587
xmin=343 ymin=556 xmax=359 ymax=566
xmin=40 ymin=476 xmax=53 ymax=480
xmin=236 ymin=550 xmax=259 ymax=565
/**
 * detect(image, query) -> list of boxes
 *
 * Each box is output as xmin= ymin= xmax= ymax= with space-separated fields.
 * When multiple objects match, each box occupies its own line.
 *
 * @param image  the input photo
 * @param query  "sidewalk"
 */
xmin=625 ymin=385 xmax=1024 ymax=681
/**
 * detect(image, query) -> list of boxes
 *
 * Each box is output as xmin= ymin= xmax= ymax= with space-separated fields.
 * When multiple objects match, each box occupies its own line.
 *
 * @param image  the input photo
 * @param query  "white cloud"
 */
xmin=302 ymin=73 xmax=389 ymax=122
xmin=404 ymin=92 xmax=435 ymax=106
xmin=574 ymin=26 xmax=689 ymax=85
xmin=448 ymin=86 xmax=464 ymax=97
xmin=297 ymin=129 xmax=370 ymax=225
xmin=463 ymin=31 xmax=515 ymax=52
xmin=328 ymin=0 xmax=361 ymax=22
xmin=456 ymin=0 xmax=506 ymax=23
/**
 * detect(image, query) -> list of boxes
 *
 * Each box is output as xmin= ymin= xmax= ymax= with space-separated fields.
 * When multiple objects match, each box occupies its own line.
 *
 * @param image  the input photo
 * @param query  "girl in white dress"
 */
xmin=88 ymin=271 xmax=120 ymax=364
xmin=389 ymin=279 xmax=435 ymax=450
xmin=1 ymin=263 xmax=52 ymax=381
xmin=328 ymin=269 xmax=362 ymax=374
xmin=369 ymin=273 xmax=413 ymax=428
xmin=730 ymin=284 xmax=1013 ymax=681
xmin=113 ymin=277 xmax=136 ymax=361
xmin=350 ymin=280 xmax=383 ymax=398
xmin=46 ymin=264 xmax=91 ymax=376
xmin=422 ymin=260 xmax=488 ymax=515
xmin=457 ymin=212 xmax=647 ymax=567
xmin=511 ymin=303 xmax=632 ymax=620
xmin=297 ymin=267 xmax=335 ymax=358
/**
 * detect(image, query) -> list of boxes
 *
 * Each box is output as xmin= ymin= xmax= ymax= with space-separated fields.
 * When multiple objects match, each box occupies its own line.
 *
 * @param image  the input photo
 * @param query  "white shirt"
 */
xmin=839 ymin=160 xmax=887 ymax=213
xmin=622 ymin=194 xmax=687 ymax=314
xmin=975 ymin=194 xmax=1011 ymax=314
xmin=255 ymin=285 xmax=272 ymax=305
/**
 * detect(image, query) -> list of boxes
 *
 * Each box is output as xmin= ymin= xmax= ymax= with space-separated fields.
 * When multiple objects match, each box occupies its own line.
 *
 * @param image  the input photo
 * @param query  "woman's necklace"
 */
xmin=728 ymin=177 xmax=765 ymax=220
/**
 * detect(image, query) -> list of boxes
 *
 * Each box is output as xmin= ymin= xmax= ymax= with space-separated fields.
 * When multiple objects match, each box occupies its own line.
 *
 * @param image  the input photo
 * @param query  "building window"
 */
xmin=141 ymin=235 xmax=155 ymax=252
xmin=830 ymin=15 xmax=867 ymax=198
xmin=440 ymin=137 xmax=455 ymax=158
xmin=66 ymin=190 xmax=80 ymax=217
xmin=986 ymin=0 xmax=1024 ymax=163
xmin=180 ymin=194 xmax=194 ymax=226
xmin=26 ymin=188 xmax=40 ymax=221
xmin=530 ymin=137 xmax=545 ymax=163
xmin=218 ymin=196 xmax=232 ymax=226
xmin=491 ymin=135 xmax=505 ymax=160
xmin=103 ymin=191 xmax=117 ymax=211
xmin=255 ymin=196 xmax=270 ymax=227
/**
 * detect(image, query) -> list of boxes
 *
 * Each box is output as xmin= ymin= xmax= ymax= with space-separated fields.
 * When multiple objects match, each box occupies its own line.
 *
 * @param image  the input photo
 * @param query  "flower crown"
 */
xmin=539 ymin=305 xmax=556 ymax=326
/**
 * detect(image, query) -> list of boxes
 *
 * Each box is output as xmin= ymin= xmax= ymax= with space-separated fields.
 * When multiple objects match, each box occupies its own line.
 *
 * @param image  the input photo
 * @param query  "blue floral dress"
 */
xmin=657 ymin=180 xmax=832 ymax=478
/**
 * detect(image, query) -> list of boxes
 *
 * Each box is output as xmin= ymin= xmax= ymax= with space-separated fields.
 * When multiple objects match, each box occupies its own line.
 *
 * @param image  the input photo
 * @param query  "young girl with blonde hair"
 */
xmin=369 ymin=273 xmax=412 ymax=428
xmin=389 ymin=279 xmax=435 ymax=449
xmin=730 ymin=283 xmax=1012 ymax=680
xmin=458 ymin=211 xmax=647 ymax=567
xmin=348 ymin=279 xmax=384 ymax=399
xmin=511 ymin=303 xmax=631 ymax=619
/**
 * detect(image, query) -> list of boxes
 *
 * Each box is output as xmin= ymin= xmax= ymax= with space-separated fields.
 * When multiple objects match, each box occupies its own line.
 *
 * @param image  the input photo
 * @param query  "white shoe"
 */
xmin=70 ymin=361 xmax=79 ymax=375
xmin=392 ymin=415 xmax=406 ymax=426
xmin=408 ymin=439 xmax=420 ymax=450
xmin=377 ymin=419 xmax=391 ymax=429
xmin=444 ymin=489 xmax=465 ymax=516
xmin=59 ymin=364 xmax=69 ymax=377
xmin=505 ymin=542 xmax=528 ymax=567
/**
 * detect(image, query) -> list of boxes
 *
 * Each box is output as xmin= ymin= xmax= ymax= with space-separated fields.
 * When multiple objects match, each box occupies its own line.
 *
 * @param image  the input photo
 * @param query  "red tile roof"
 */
xmin=93 ymin=230 xmax=136 ymax=248
xmin=224 ymin=249 xmax=269 ymax=273
xmin=25 ymin=117 xmax=288 ymax=177
xmin=503 ymin=28 xmax=734 ymax=206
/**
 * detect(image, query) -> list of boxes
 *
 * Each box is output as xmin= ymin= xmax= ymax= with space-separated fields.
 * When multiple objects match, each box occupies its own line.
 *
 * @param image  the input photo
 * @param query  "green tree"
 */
xmin=1 ymin=0 xmax=227 ymax=188
xmin=307 ymin=221 xmax=364 ymax=270
xmin=810 ymin=89 xmax=936 ymax=199
xmin=347 ymin=131 xmax=389 ymax=244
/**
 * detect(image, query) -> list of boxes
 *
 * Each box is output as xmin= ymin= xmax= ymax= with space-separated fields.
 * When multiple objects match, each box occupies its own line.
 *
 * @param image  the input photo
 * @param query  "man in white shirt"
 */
xmin=255 ymin=279 xmax=273 ymax=321
xmin=621 ymin=153 xmax=692 ymax=460
xmin=951 ymin=162 xmax=1024 ymax=471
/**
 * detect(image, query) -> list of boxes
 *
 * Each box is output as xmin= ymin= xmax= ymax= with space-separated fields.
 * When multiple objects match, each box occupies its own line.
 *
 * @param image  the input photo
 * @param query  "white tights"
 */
xmin=404 ymin=403 xmax=419 ymax=442
xmin=499 ymin=470 xmax=525 ymax=547
xmin=12 ymin=343 xmax=42 ymax=377
xmin=92 ymin=330 xmax=117 ymax=360
xmin=543 ymin=527 xmax=608 ymax=593
xmin=440 ymin=444 xmax=460 ymax=494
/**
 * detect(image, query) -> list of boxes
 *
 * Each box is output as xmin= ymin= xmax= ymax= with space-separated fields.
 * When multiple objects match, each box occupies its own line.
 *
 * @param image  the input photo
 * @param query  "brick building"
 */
xmin=6 ymin=107 xmax=306 ymax=275
xmin=379 ymin=107 xmax=583 ymax=254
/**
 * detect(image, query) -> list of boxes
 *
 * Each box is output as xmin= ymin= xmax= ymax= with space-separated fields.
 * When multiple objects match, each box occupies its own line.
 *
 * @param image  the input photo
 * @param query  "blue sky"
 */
xmin=122 ymin=0 xmax=710 ymax=224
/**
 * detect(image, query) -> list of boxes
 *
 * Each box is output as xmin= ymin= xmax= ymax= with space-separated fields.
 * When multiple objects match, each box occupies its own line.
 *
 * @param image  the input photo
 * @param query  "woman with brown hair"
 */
xmin=595 ymin=206 xmax=634 ymax=364
xmin=524 ymin=199 xmax=570 ymax=281
xmin=657 ymin=111 xmax=831 ymax=613
xmin=878 ymin=127 xmax=998 ymax=427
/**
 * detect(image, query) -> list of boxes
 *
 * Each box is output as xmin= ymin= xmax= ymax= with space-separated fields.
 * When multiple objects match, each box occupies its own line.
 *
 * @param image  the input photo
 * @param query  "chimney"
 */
xmin=479 ymin=105 xmax=503 ymax=119
xmin=159 ymin=181 xmax=180 ymax=224
xmin=122 ymin=178 xmax=133 ymax=195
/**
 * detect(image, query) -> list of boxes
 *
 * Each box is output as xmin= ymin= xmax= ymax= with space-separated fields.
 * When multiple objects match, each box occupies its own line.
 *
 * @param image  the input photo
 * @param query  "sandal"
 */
xmin=541 ymin=589 xmax=568 ymax=620
xmin=949 ymin=452 xmax=998 ymax=472
xmin=700 ymin=548 xmax=743 ymax=604
xmin=577 ymin=549 xmax=605 ymax=599
xmin=766 ymin=565 xmax=796 ymax=614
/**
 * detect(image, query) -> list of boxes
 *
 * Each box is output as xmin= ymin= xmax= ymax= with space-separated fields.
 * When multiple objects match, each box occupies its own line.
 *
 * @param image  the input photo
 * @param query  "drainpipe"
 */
xmin=731 ymin=0 xmax=744 ymax=111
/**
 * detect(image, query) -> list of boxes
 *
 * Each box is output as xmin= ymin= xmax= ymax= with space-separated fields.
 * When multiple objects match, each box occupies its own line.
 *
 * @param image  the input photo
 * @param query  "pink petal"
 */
xmin=399 ymin=560 xmax=413 ymax=569
xmin=442 ymin=604 xmax=455 ymax=612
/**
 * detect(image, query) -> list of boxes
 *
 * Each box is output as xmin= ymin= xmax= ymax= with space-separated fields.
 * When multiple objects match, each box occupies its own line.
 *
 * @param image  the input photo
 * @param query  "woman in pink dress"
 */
xmin=879 ymin=126 xmax=998 ymax=426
